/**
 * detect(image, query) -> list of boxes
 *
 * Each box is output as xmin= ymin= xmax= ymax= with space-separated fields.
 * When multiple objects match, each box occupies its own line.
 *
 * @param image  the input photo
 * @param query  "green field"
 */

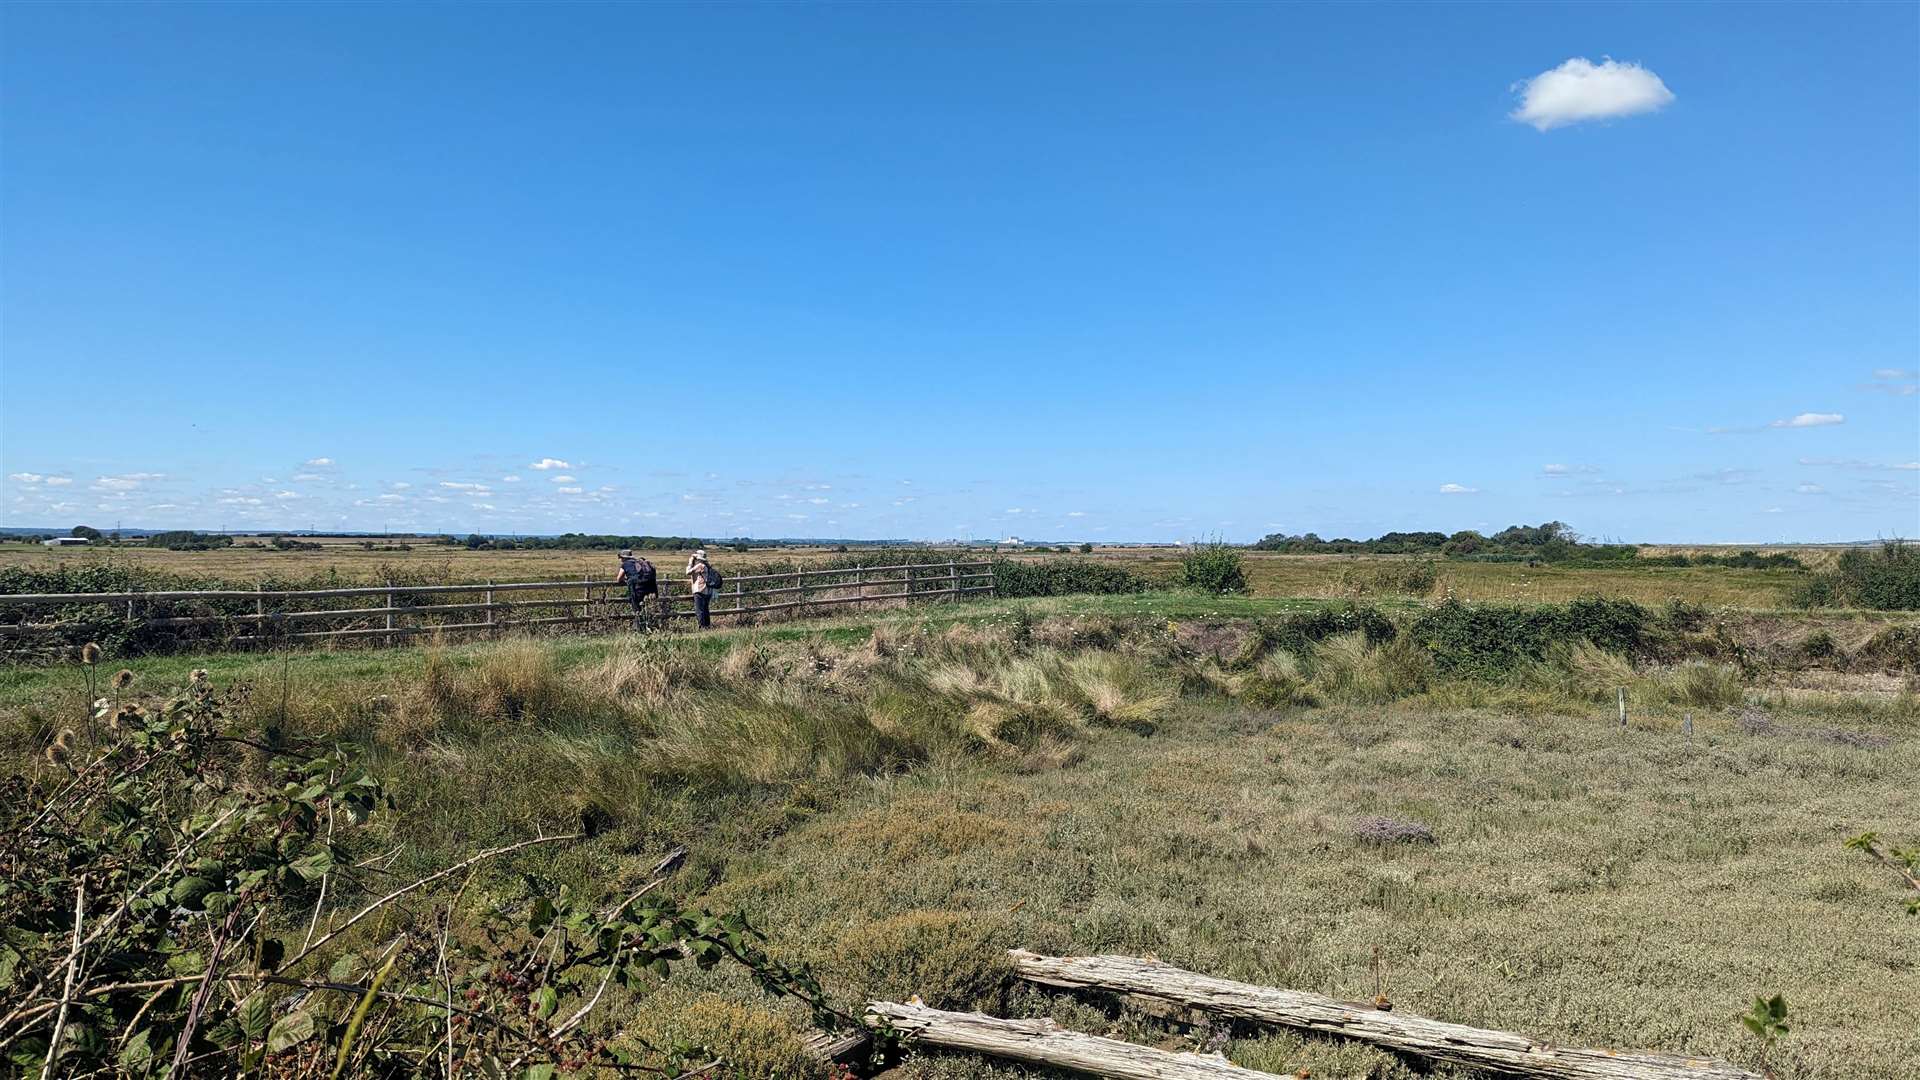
xmin=0 ymin=539 xmax=1836 ymax=609
xmin=3 ymin=594 xmax=1915 ymax=1077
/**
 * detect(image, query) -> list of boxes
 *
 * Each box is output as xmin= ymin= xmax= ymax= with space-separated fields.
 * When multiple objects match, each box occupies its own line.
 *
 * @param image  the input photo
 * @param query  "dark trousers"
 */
xmin=627 ymin=582 xmax=659 ymax=627
xmin=693 ymin=588 xmax=711 ymax=628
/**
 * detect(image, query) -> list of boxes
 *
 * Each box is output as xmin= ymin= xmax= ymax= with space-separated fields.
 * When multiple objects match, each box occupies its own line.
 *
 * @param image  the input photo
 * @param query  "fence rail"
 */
xmin=0 ymin=560 xmax=995 ymax=657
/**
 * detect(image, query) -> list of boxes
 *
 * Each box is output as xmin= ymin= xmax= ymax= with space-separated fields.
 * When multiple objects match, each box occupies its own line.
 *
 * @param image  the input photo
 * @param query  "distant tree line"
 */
xmin=1250 ymin=521 xmax=1804 ymax=569
xmin=446 ymin=532 xmax=713 ymax=551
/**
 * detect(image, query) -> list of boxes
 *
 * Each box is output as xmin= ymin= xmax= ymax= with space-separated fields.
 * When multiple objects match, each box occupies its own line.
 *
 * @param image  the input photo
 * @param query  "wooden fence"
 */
xmin=0 ymin=560 xmax=995 ymax=657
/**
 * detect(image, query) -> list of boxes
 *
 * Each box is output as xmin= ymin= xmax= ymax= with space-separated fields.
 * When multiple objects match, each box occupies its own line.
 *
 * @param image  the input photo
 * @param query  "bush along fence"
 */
xmin=0 ymin=560 xmax=994 ymax=658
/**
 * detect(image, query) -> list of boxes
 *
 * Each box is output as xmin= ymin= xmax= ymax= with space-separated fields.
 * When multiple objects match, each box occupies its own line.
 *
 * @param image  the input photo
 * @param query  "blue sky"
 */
xmin=3 ymin=2 xmax=1915 ymax=543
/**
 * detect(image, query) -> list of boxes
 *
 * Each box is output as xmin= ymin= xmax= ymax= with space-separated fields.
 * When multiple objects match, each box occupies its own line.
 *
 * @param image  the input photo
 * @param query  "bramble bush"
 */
xmin=1792 ymin=540 xmax=1920 ymax=610
xmin=0 ymin=663 xmax=856 ymax=1077
xmin=1410 ymin=597 xmax=1654 ymax=677
xmin=989 ymin=559 xmax=1147 ymax=598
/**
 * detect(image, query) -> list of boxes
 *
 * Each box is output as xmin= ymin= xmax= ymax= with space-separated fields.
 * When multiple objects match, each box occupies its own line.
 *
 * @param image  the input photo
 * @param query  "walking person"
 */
xmin=615 ymin=548 xmax=659 ymax=629
xmin=686 ymin=548 xmax=718 ymax=629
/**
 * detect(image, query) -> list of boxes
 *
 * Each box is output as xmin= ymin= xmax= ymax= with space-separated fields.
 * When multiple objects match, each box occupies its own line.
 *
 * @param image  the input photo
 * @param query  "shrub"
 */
xmin=989 ymin=558 xmax=1147 ymax=598
xmin=1240 ymin=605 xmax=1395 ymax=664
xmin=1792 ymin=541 xmax=1920 ymax=610
xmin=1180 ymin=542 xmax=1246 ymax=594
xmin=1411 ymin=597 xmax=1653 ymax=677
xmin=1858 ymin=625 xmax=1920 ymax=672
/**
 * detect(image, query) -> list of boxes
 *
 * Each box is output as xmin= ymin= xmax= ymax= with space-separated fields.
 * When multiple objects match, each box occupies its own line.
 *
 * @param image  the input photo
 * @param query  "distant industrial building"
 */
xmin=43 ymin=536 xmax=90 ymax=547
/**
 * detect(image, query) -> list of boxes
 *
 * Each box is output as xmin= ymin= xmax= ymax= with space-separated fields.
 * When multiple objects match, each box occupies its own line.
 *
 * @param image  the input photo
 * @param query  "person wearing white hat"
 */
xmin=686 ymin=549 xmax=714 ymax=629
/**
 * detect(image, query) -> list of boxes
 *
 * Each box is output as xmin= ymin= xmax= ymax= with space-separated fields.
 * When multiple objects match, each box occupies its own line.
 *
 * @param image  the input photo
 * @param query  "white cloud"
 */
xmin=292 ymin=473 xmax=325 ymax=482
xmin=501 ymin=475 xmax=521 ymax=483
xmin=1066 ymin=511 xmax=1086 ymax=517
xmin=1769 ymin=412 xmax=1844 ymax=429
xmin=807 ymin=497 xmax=830 ymax=505
xmin=9 ymin=472 xmax=44 ymax=483
xmin=92 ymin=477 xmax=142 ymax=491
xmin=472 ymin=503 xmax=496 ymax=511
xmin=304 ymin=457 xmax=335 ymax=467
xmin=218 ymin=496 xmax=263 ymax=506
xmin=549 ymin=475 xmax=576 ymax=483
xmin=440 ymin=481 xmax=490 ymax=492
xmin=44 ymin=476 xmax=72 ymax=486
xmin=377 ymin=494 xmax=406 ymax=503
xmin=391 ymin=481 xmax=412 ymax=490
xmin=1873 ymin=368 xmax=1917 ymax=380
xmin=529 ymin=458 xmax=571 ymax=471
xmin=1761 ymin=506 xmax=1784 ymax=514
xmin=557 ymin=486 xmax=583 ymax=494
xmin=1542 ymin=464 xmax=1569 ymax=475
xmin=1438 ymin=483 xmax=1479 ymax=494
xmin=273 ymin=490 xmax=300 ymax=500
xmin=1798 ymin=457 xmax=1919 ymax=471
xmin=1795 ymin=484 xmax=1825 ymax=494
xmin=1511 ymin=57 xmax=1675 ymax=131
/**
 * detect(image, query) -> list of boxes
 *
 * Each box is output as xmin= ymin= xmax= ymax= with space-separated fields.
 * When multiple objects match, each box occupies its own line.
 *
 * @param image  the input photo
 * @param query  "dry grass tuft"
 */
xmin=828 ymin=909 xmax=1013 ymax=1009
xmin=1351 ymin=815 xmax=1437 ymax=844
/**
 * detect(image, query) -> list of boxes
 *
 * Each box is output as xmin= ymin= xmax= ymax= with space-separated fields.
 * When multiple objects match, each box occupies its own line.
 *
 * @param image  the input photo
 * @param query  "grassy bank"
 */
xmin=3 ymin=600 xmax=1916 ymax=1077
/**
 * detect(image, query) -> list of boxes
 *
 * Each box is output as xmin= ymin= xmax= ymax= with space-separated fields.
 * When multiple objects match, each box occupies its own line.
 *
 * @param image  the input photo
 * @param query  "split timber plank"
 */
xmin=866 ymin=1001 xmax=1290 ymax=1080
xmin=1009 ymin=951 xmax=1760 ymax=1080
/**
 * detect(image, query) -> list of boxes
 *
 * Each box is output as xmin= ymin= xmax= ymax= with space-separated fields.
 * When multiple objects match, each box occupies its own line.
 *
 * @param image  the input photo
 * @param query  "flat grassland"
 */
xmin=2 ymin=600 xmax=1914 ymax=1078
xmin=0 ymin=540 xmax=1828 ymax=607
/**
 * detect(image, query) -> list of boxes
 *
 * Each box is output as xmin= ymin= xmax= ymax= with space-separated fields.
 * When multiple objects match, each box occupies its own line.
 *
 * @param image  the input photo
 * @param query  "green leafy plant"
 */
xmin=1740 ymin=994 xmax=1789 ymax=1058
xmin=1845 ymin=832 xmax=1920 ymax=915
xmin=0 ymin=668 xmax=861 ymax=1076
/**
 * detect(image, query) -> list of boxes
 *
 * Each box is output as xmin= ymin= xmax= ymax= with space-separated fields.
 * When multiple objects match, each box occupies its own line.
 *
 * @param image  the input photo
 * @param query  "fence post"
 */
xmin=949 ymin=559 xmax=958 ymax=601
xmin=854 ymin=565 xmax=864 ymax=606
xmin=385 ymin=581 xmax=396 ymax=647
xmin=485 ymin=580 xmax=495 ymax=638
xmin=582 ymin=573 xmax=592 ymax=632
xmin=902 ymin=563 xmax=914 ymax=601
xmin=1617 ymin=687 xmax=1627 ymax=729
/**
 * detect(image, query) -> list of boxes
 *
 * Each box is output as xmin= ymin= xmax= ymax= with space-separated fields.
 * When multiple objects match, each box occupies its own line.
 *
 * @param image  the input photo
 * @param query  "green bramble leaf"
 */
xmin=266 ymin=1008 xmax=316 ymax=1055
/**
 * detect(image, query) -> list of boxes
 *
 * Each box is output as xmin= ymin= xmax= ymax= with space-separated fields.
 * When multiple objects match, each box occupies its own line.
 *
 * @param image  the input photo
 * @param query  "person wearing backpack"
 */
xmin=616 ymin=548 xmax=660 ymax=629
xmin=686 ymin=548 xmax=719 ymax=629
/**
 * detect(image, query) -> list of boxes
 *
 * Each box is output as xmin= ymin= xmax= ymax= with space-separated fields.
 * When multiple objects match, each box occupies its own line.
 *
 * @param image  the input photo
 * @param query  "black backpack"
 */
xmin=704 ymin=565 xmax=722 ymax=592
xmin=635 ymin=558 xmax=656 ymax=586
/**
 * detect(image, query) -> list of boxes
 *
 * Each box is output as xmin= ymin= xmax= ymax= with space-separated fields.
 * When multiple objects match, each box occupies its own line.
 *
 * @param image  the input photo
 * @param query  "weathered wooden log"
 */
xmin=865 ymin=1001 xmax=1289 ymax=1080
xmin=1009 ymin=951 xmax=1760 ymax=1080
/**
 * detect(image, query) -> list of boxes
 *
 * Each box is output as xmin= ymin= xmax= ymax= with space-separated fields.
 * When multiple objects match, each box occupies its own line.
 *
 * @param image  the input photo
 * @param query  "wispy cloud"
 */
xmin=1510 ymin=57 xmax=1674 ymax=132
xmin=1794 ymin=483 xmax=1825 ymax=494
xmin=1865 ymin=368 xmax=1918 ymax=396
xmin=1711 ymin=412 xmax=1846 ymax=434
xmin=1798 ymin=457 xmax=1919 ymax=471
xmin=549 ymin=475 xmax=576 ymax=483
xmin=439 ymin=481 xmax=490 ymax=493
xmin=303 ymin=457 xmax=335 ymax=467
xmin=1769 ymin=412 xmax=1844 ymax=429
xmin=529 ymin=458 xmax=571 ymax=471
xmin=1438 ymin=483 xmax=1478 ymax=494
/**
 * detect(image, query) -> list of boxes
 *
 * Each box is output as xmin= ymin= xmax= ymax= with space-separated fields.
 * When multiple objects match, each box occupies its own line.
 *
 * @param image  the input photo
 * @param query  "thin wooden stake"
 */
xmin=1617 ymin=687 xmax=1627 ymax=729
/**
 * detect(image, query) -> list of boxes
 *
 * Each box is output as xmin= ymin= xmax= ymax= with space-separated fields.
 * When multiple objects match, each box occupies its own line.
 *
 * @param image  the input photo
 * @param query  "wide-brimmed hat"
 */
xmin=693 ymin=549 xmax=707 ymax=560
xmin=618 ymin=548 xmax=634 ymax=558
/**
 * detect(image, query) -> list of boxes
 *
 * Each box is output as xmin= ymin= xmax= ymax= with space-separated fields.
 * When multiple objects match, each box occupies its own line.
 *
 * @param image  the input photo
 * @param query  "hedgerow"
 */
xmin=989 ymin=559 xmax=1147 ymax=598
xmin=1410 ymin=597 xmax=1654 ymax=677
